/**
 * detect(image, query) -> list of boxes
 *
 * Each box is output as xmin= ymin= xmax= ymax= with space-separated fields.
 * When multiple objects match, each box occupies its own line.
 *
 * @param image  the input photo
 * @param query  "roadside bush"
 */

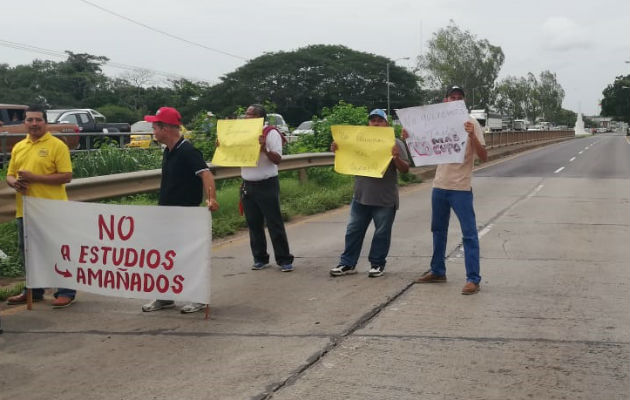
xmin=286 ymin=101 xmax=369 ymax=154
xmin=71 ymin=144 xmax=162 ymax=178
xmin=0 ymin=221 xmax=22 ymax=277
xmin=96 ymin=104 xmax=141 ymax=124
xmin=186 ymin=110 xmax=217 ymax=160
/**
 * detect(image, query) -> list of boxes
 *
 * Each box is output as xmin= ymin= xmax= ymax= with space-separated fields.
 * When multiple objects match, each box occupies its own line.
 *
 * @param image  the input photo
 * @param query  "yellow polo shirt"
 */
xmin=7 ymin=132 xmax=72 ymax=217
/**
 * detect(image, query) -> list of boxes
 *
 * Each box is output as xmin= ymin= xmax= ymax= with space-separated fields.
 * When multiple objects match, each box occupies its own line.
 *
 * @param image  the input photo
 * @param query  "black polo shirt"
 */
xmin=159 ymin=138 xmax=209 ymax=206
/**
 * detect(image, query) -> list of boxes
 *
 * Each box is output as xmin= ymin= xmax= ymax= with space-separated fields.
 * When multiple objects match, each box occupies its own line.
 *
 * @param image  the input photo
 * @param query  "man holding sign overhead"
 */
xmin=330 ymin=109 xmax=409 ymax=278
xmin=408 ymin=86 xmax=488 ymax=295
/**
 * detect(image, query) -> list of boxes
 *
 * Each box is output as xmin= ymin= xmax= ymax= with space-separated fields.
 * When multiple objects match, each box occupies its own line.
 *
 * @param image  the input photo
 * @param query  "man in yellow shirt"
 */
xmin=6 ymin=105 xmax=75 ymax=308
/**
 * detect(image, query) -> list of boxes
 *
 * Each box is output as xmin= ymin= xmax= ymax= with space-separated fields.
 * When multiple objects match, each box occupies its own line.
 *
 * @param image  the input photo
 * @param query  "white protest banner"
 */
xmin=23 ymin=197 xmax=211 ymax=304
xmin=396 ymin=100 xmax=470 ymax=166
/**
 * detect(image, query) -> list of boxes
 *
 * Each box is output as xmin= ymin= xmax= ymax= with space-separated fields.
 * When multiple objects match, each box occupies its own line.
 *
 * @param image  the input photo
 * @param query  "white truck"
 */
xmin=470 ymin=109 xmax=502 ymax=133
xmin=513 ymin=119 xmax=529 ymax=131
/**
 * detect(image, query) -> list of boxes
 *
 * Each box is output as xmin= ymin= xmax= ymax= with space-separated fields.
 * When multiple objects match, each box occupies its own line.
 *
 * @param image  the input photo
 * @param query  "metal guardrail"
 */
xmin=0 ymin=152 xmax=334 ymax=223
xmin=0 ymin=130 xmax=574 ymax=224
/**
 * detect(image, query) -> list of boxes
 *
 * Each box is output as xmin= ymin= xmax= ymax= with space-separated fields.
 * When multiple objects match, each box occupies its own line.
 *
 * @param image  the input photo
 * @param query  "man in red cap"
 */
xmin=141 ymin=106 xmax=219 ymax=314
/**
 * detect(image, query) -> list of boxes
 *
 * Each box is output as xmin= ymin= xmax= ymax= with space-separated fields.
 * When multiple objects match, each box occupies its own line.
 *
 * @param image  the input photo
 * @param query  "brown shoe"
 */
xmin=414 ymin=270 xmax=447 ymax=283
xmin=461 ymin=282 xmax=480 ymax=295
xmin=7 ymin=292 xmax=43 ymax=305
xmin=51 ymin=296 xmax=75 ymax=308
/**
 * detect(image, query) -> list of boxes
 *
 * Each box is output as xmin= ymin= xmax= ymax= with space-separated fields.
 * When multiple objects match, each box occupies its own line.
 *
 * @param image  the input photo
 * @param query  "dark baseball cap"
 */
xmin=446 ymin=86 xmax=465 ymax=97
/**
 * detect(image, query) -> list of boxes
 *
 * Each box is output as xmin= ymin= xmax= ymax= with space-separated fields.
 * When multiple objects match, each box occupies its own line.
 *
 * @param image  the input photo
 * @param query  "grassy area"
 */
xmin=0 ymin=281 xmax=24 ymax=301
xmin=71 ymin=145 xmax=162 ymax=178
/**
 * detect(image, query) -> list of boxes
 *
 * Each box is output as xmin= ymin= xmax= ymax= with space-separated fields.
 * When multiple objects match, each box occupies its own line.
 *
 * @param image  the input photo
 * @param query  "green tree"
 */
xmin=493 ymin=76 xmax=530 ymax=119
xmin=600 ymin=74 xmax=630 ymax=122
xmin=96 ymin=104 xmax=140 ymax=124
xmin=535 ymin=70 xmax=565 ymax=122
xmin=494 ymin=71 xmax=565 ymax=124
xmin=555 ymin=108 xmax=577 ymax=127
xmin=417 ymin=21 xmax=505 ymax=109
xmin=199 ymin=45 xmax=423 ymax=125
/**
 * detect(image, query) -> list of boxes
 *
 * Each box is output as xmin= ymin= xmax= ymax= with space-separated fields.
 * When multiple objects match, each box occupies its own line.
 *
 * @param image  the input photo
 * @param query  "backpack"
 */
xmin=263 ymin=125 xmax=288 ymax=145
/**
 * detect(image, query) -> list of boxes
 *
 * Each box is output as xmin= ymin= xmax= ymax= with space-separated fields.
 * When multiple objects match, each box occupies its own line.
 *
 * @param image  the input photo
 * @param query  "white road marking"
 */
xmin=578 ymin=151 xmax=584 ymax=155
xmin=569 ymin=157 xmax=576 ymax=162
xmin=554 ymin=167 xmax=565 ymax=174
xmin=478 ymin=224 xmax=493 ymax=238
xmin=528 ymin=184 xmax=544 ymax=198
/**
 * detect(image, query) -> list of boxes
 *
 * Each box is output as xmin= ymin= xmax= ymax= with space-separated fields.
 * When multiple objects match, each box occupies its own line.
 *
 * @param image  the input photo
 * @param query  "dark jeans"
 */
xmin=430 ymin=188 xmax=481 ymax=284
xmin=16 ymin=218 xmax=76 ymax=299
xmin=339 ymin=200 xmax=397 ymax=268
xmin=241 ymin=177 xmax=294 ymax=266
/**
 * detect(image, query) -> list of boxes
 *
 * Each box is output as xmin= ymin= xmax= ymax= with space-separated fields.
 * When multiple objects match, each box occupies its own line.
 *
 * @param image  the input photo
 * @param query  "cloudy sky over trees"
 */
xmin=2 ymin=0 xmax=627 ymax=115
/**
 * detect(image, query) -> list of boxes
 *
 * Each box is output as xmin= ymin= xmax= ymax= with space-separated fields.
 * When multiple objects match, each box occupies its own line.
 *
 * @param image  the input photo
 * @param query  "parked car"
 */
xmin=47 ymin=108 xmax=131 ymax=148
xmin=127 ymin=120 xmax=191 ymax=148
xmin=292 ymin=120 xmax=314 ymax=136
xmin=0 ymin=104 xmax=80 ymax=158
xmin=127 ymin=121 xmax=154 ymax=148
xmin=266 ymin=113 xmax=290 ymax=135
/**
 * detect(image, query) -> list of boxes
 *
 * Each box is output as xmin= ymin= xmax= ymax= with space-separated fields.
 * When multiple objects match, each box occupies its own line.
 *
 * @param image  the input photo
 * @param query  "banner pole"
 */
xmin=205 ymin=305 xmax=210 ymax=320
xmin=26 ymin=288 xmax=32 ymax=310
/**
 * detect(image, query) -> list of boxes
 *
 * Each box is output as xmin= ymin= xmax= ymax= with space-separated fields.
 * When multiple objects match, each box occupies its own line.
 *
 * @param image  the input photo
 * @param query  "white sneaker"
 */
xmin=142 ymin=299 xmax=175 ymax=312
xmin=330 ymin=264 xmax=357 ymax=277
xmin=180 ymin=302 xmax=207 ymax=314
xmin=368 ymin=265 xmax=385 ymax=278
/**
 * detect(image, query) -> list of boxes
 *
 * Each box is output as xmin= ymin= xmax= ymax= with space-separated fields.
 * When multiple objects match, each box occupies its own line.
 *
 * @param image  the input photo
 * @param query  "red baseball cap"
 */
xmin=144 ymin=107 xmax=181 ymax=126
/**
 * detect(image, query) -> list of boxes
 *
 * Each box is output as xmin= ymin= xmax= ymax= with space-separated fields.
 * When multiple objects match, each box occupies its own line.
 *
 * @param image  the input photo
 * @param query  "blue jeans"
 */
xmin=430 ymin=188 xmax=481 ymax=284
xmin=339 ymin=200 xmax=397 ymax=268
xmin=16 ymin=218 xmax=76 ymax=299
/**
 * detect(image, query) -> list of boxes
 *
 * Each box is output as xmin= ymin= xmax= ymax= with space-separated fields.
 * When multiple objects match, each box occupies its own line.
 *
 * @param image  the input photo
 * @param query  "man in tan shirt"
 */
xmin=414 ymin=86 xmax=488 ymax=294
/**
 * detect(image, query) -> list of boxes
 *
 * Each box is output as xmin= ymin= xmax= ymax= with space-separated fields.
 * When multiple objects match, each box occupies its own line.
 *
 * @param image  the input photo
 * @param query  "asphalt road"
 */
xmin=1 ymin=134 xmax=628 ymax=400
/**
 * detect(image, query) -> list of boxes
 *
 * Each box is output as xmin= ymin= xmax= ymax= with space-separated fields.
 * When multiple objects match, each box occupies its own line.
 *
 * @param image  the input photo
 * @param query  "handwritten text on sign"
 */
xmin=331 ymin=125 xmax=395 ymax=178
xmin=396 ymin=100 xmax=469 ymax=166
xmin=211 ymin=118 xmax=263 ymax=167
xmin=23 ymin=197 xmax=211 ymax=304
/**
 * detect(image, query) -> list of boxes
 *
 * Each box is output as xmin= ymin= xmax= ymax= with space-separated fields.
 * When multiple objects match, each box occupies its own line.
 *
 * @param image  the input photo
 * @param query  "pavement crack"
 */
xmin=354 ymin=333 xmax=630 ymax=347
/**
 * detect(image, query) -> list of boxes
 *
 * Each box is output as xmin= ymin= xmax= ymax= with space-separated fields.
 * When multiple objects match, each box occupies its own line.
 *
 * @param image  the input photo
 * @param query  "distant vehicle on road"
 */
xmin=292 ymin=120 xmax=314 ymax=136
xmin=47 ymin=108 xmax=131 ymax=148
xmin=266 ymin=113 xmax=290 ymax=135
xmin=470 ymin=109 xmax=502 ymax=133
xmin=127 ymin=120 xmax=192 ymax=148
xmin=0 ymin=104 xmax=80 ymax=157
xmin=513 ymin=119 xmax=529 ymax=131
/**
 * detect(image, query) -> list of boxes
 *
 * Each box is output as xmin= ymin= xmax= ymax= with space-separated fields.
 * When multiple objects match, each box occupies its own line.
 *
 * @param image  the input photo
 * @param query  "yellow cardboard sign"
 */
xmin=211 ymin=119 xmax=263 ymax=167
xmin=332 ymin=125 xmax=395 ymax=178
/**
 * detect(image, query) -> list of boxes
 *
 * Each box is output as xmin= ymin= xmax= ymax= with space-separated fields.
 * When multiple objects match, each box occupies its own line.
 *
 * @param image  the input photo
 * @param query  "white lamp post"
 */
xmin=387 ymin=57 xmax=410 ymax=117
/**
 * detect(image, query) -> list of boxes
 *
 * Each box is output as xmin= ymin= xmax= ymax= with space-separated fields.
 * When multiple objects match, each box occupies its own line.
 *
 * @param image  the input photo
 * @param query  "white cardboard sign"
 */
xmin=397 ymin=100 xmax=469 ymax=166
xmin=23 ymin=197 xmax=212 ymax=304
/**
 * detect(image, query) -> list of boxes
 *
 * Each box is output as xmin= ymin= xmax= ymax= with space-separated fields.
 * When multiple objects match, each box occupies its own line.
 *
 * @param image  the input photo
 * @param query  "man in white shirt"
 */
xmin=241 ymin=104 xmax=294 ymax=272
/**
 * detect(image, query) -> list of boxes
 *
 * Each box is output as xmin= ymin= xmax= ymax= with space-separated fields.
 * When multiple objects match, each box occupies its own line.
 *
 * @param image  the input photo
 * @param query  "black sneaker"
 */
xmin=368 ymin=265 xmax=385 ymax=278
xmin=330 ymin=264 xmax=357 ymax=277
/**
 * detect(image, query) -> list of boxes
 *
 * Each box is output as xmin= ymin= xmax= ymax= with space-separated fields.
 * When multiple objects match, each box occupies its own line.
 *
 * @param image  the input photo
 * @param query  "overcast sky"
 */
xmin=2 ymin=0 xmax=628 ymax=116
